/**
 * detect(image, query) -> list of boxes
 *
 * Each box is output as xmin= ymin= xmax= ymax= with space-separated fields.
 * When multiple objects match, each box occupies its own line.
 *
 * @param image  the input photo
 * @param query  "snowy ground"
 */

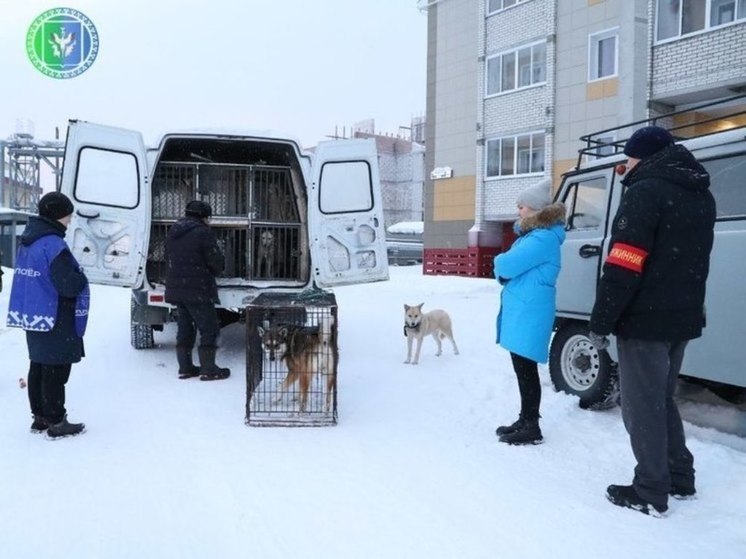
xmin=1 ymin=266 xmax=745 ymax=558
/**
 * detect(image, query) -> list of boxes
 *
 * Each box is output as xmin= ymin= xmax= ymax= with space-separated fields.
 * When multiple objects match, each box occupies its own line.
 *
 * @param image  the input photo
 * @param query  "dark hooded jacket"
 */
xmin=590 ymin=144 xmax=716 ymax=341
xmin=14 ymin=216 xmax=89 ymax=364
xmin=164 ymin=217 xmax=224 ymax=304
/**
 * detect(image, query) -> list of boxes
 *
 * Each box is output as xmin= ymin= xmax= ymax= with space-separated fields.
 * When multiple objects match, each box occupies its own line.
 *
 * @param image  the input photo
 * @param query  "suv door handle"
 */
xmin=579 ymin=244 xmax=601 ymax=258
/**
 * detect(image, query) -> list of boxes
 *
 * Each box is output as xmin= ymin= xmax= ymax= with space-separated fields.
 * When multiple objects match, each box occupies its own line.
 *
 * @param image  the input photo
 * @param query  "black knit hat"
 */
xmin=185 ymin=200 xmax=212 ymax=219
xmin=623 ymin=126 xmax=675 ymax=159
xmin=38 ymin=192 xmax=74 ymax=221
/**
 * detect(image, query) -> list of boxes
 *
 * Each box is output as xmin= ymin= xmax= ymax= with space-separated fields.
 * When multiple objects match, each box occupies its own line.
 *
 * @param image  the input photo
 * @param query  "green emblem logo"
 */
xmin=26 ymin=7 xmax=99 ymax=79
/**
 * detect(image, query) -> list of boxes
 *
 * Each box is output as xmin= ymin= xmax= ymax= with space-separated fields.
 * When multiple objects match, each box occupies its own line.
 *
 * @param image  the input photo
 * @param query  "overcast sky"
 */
xmin=1 ymin=0 xmax=426 ymax=149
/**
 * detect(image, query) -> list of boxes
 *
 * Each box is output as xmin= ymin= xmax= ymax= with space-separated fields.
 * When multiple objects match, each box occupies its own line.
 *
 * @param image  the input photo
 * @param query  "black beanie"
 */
xmin=623 ymin=126 xmax=675 ymax=159
xmin=185 ymin=200 xmax=212 ymax=219
xmin=38 ymin=192 xmax=74 ymax=221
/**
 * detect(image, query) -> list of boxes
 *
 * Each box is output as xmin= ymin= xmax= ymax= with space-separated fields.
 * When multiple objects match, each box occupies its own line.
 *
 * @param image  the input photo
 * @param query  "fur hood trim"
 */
xmin=517 ymin=202 xmax=566 ymax=235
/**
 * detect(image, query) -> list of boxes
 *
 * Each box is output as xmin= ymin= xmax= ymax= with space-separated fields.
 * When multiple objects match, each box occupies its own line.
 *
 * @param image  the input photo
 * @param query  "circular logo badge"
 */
xmin=26 ymin=8 xmax=99 ymax=79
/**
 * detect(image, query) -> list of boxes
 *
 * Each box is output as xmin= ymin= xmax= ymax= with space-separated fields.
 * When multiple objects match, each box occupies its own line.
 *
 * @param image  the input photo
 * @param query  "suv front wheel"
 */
xmin=549 ymin=321 xmax=618 ymax=410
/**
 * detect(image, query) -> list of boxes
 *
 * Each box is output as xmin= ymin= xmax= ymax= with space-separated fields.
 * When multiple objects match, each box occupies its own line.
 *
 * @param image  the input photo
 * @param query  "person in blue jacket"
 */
xmin=493 ymin=178 xmax=566 ymax=445
xmin=7 ymin=192 xmax=89 ymax=438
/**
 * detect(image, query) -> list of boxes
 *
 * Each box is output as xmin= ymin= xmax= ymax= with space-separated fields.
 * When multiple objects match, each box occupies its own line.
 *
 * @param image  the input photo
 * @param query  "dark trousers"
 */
xmin=510 ymin=352 xmax=541 ymax=420
xmin=617 ymin=338 xmax=695 ymax=508
xmin=27 ymin=362 xmax=72 ymax=424
xmin=175 ymin=302 xmax=220 ymax=349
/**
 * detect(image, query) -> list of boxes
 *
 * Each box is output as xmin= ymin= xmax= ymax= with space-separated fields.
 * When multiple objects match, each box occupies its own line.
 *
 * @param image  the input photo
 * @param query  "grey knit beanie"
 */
xmin=516 ymin=177 xmax=552 ymax=210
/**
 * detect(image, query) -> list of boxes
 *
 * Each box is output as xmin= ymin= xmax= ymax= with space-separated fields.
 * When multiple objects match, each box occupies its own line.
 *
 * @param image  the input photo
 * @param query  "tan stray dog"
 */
xmin=403 ymin=303 xmax=459 ymax=365
xmin=257 ymin=316 xmax=336 ymax=412
xmin=257 ymin=230 xmax=276 ymax=278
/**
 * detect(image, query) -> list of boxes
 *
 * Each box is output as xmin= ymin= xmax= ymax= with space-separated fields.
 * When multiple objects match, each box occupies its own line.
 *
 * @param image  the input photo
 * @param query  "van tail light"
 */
xmin=149 ymin=294 xmax=165 ymax=303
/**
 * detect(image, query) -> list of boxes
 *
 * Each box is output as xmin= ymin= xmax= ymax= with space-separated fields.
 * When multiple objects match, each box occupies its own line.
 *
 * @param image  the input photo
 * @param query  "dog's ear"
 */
xmin=257 ymin=326 xmax=265 ymax=337
xmin=279 ymin=326 xmax=288 ymax=337
xmin=404 ymin=304 xmax=410 ymax=311
xmin=417 ymin=303 xmax=424 ymax=309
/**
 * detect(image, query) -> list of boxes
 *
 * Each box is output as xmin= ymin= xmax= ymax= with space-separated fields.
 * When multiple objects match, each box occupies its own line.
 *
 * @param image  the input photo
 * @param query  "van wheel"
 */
xmin=549 ymin=322 xmax=618 ymax=410
xmin=130 ymin=299 xmax=155 ymax=350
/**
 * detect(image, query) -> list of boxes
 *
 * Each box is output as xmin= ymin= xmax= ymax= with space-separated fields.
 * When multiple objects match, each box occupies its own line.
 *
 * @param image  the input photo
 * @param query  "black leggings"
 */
xmin=510 ymin=352 xmax=541 ymax=420
xmin=27 ymin=362 xmax=72 ymax=424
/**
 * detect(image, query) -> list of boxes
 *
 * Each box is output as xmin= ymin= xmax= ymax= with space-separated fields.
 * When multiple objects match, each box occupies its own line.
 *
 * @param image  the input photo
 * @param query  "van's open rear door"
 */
xmin=309 ymin=139 xmax=389 ymax=287
xmin=60 ymin=121 xmax=149 ymax=288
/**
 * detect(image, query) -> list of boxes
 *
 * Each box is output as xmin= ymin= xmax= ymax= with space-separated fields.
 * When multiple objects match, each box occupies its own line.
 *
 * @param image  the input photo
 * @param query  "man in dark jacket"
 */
xmin=589 ymin=126 xmax=716 ymax=517
xmin=7 ymin=192 xmax=89 ymax=438
xmin=165 ymin=200 xmax=230 ymax=381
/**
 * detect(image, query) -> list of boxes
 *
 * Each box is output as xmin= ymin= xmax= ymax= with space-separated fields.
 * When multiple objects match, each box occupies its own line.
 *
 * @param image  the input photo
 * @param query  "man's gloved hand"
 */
xmin=588 ymin=331 xmax=610 ymax=351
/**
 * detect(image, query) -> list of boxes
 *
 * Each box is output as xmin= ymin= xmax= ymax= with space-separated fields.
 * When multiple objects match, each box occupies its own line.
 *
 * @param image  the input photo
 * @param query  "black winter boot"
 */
xmin=30 ymin=414 xmax=50 ymax=433
xmin=496 ymin=415 xmax=525 ymax=437
xmin=606 ymin=484 xmax=668 ymax=517
xmin=176 ymin=346 xmax=201 ymax=379
xmin=46 ymin=415 xmax=85 ymax=439
xmin=498 ymin=418 xmax=543 ymax=445
xmin=198 ymin=346 xmax=230 ymax=381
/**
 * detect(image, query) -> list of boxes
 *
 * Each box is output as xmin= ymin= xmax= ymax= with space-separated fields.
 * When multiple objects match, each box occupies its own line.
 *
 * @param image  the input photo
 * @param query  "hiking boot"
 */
xmin=176 ymin=346 xmax=201 ymax=379
xmin=670 ymin=484 xmax=697 ymax=500
xmin=30 ymin=414 xmax=50 ymax=433
xmin=46 ymin=415 xmax=86 ymax=439
xmin=498 ymin=418 xmax=543 ymax=445
xmin=197 ymin=346 xmax=231 ymax=381
xmin=495 ymin=416 xmax=525 ymax=437
xmin=606 ymin=484 xmax=668 ymax=518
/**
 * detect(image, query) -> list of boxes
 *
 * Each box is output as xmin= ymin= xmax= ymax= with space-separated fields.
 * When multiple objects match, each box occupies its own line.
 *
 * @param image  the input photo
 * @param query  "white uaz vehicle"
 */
xmin=549 ymin=102 xmax=746 ymax=408
xmin=59 ymin=121 xmax=389 ymax=348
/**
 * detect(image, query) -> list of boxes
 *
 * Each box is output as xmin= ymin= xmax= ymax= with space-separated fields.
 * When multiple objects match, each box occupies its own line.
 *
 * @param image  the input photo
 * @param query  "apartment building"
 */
xmin=422 ymin=0 xmax=746 ymax=273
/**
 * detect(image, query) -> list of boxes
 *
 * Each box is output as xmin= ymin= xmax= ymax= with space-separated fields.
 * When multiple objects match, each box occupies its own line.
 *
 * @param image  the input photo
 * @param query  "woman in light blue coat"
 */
xmin=493 ymin=178 xmax=566 ymax=445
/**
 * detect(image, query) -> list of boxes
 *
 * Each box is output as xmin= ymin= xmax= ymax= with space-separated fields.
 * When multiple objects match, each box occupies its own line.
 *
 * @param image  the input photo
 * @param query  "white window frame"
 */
xmin=655 ymin=0 xmax=746 ymax=43
xmin=586 ymin=133 xmax=617 ymax=161
xmin=485 ymin=40 xmax=547 ymax=97
xmin=485 ymin=131 xmax=545 ymax=179
xmin=588 ymin=28 xmax=619 ymax=82
xmin=487 ymin=0 xmax=528 ymax=15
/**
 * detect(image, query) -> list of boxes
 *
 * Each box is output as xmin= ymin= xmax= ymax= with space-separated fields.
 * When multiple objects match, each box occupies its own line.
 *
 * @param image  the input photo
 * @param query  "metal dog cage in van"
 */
xmin=245 ymin=292 xmax=338 ymax=427
xmin=147 ymin=163 xmax=303 ymax=283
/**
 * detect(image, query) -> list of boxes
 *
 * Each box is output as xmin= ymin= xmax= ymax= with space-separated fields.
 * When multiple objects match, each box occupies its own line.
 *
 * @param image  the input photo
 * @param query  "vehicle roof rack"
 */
xmin=576 ymin=93 xmax=746 ymax=168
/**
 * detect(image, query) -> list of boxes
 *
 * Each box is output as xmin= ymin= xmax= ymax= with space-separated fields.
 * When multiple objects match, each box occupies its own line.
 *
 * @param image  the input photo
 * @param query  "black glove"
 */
xmin=588 ymin=331 xmax=610 ymax=351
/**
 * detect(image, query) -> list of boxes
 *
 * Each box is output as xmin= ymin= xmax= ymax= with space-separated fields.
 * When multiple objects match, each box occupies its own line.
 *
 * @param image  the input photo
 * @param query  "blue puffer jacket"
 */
xmin=494 ymin=203 xmax=566 ymax=363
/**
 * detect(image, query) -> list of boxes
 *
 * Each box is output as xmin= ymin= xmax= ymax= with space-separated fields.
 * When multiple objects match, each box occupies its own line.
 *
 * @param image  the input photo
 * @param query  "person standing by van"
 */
xmin=493 ymin=178 xmax=566 ymax=445
xmin=165 ymin=200 xmax=230 ymax=381
xmin=589 ymin=126 xmax=716 ymax=517
xmin=7 ymin=192 xmax=89 ymax=438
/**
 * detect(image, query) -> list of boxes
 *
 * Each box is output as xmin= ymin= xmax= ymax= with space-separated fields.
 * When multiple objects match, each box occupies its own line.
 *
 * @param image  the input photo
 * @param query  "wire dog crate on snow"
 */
xmin=246 ymin=292 xmax=338 ymax=427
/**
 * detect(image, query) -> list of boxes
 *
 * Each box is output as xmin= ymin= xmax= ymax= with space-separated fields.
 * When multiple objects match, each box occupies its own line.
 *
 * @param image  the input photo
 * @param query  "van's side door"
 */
xmin=555 ymin=168 xmax=618 ymax=318
xmin=309 ymin=139 xmax=389 ymax=287
xmin=60 ymin=120 xmax=150 ymax=288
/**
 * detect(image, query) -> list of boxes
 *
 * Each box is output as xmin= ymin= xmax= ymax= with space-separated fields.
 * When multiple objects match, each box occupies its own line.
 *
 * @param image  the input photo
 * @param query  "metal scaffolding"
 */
xmin=0 ymin=134 xmax=64 ymax=211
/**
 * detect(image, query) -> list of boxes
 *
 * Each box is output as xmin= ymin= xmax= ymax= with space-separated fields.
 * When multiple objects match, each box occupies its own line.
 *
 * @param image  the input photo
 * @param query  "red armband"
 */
xmin=605 ymin=242 xmax=648 ymax=273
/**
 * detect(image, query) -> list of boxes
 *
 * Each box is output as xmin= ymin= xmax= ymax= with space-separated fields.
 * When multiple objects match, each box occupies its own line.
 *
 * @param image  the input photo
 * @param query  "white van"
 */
xmin=59 ymin=121 xmax=389 ymax=348
xmin=549 ymin=107 xmax=746 ymax=408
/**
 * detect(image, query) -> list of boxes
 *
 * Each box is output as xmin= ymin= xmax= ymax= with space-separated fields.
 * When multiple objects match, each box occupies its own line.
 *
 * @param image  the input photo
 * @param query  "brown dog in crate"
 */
xmin=257 ymin=314 xmax=336 ymax=413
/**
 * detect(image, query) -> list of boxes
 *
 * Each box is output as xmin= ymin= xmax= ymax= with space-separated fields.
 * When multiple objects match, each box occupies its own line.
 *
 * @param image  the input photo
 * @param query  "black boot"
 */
xmin=176 ymin=346 xmax=201 ymax=379
xmin=198 ymin=346 xmax=231 ymax=381
xmin=30 ymin=414 xmax=50 ymax=433
xmin=496 ymin=415 xmax=525 ymax=437
xmin=498 ymin=418 xmax=543 ymax=445
xmin=46 ymin=415 xmax=85 ymax=439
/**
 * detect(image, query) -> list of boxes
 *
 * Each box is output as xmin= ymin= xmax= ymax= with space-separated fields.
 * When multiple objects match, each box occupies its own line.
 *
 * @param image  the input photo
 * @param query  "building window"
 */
xmin=486 ymin=132 xmax=545 ymax=178
xmin=588 ymin=134 xmax=617 ymax=160
xmin=588 ymin=29 xmax=618 ymax=81
xmin=656 ymin=0 xmax=746 ymax=42
xmin=487 ymin=0 xmax=526 ymax=15
xmin=486 ymin=41 xmax=546 ymax=96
